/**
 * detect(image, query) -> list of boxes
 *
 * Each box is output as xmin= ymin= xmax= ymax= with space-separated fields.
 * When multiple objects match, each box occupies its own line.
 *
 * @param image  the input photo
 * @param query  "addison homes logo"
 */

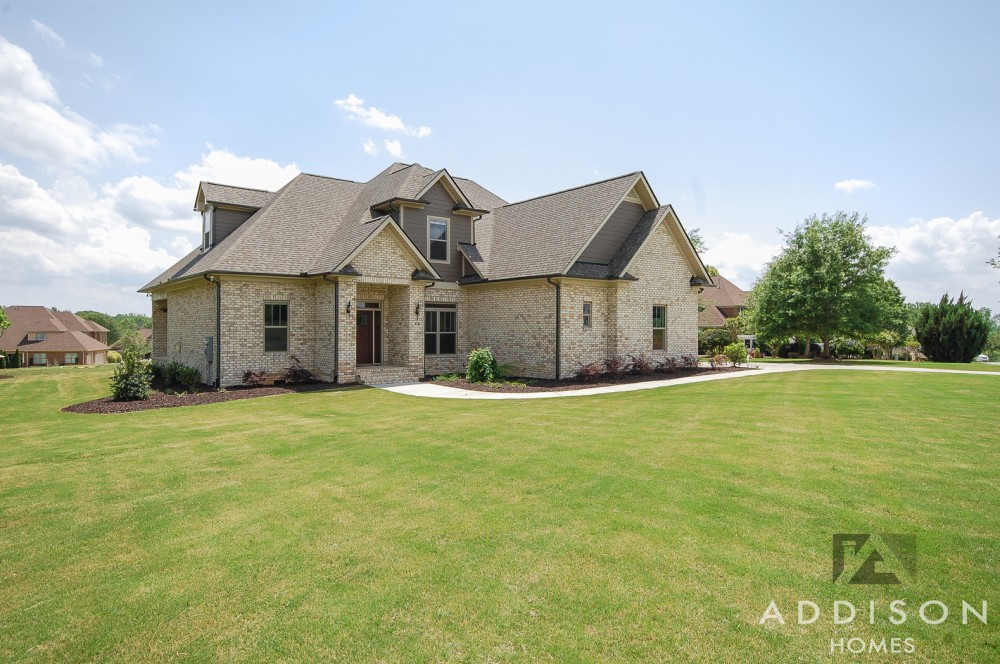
xmin=832 ymin=533 xmax=916 ymax=585
xmin=759 ymin=533 xmax=988 ymax=656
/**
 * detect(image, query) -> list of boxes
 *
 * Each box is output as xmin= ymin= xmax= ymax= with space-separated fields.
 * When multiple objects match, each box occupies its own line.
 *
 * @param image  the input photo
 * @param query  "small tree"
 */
xmin=466 ymin=348 xmax=499 ymax=383
xmin=110 ymin=349 xmax=152 ymax=401
xmin=0 ymin=306 xmax=9 ymax=333
xmin=723 ymin=341 xmax=746 ymax=366
xmin=914 ymin=293 xmax=990 ymax=362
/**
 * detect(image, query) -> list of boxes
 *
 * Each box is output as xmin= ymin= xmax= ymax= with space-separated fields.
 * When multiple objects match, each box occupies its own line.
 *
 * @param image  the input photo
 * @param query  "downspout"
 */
xmin=546 ymin=276 xmax=561 ymax=380
xmin=204 ymin=274 xmax=221 ymax=388
xmin=323 ymin=274 xmax=339 ymax=383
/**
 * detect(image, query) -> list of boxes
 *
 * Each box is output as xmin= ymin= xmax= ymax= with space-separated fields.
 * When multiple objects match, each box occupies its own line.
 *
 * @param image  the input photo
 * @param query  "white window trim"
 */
xmin=583 ymin=301 xmax=592 ymax=329
xmin=427 ymin=216 xmax=450 ymax=264
xmin=202 ymin=205 xmax=215 ymax=252
xmin=34 ymin=332 xmax=47 ymax=340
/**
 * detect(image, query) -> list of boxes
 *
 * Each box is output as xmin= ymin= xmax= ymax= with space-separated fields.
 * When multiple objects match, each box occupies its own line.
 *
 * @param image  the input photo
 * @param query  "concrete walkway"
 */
xmin=375 ymin=362 xmax=1000 ymax=400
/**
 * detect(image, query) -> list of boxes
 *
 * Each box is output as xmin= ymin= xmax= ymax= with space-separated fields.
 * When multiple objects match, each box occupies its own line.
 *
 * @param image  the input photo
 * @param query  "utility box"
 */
xmin=204 ymin=336 xmax=214 ymax=363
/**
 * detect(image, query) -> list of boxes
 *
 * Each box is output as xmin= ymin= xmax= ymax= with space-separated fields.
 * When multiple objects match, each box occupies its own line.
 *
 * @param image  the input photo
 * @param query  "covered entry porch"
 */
xmin=352 ymin=280 xmax=423 ymax=384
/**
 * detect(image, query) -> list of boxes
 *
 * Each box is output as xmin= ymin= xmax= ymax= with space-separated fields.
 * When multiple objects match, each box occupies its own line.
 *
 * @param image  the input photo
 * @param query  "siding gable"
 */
xmin=577 ymin=199 xmax=647 ymax=264
xmin=214 ymin=207 xmax=256 ymax=246
xmin=400 ymin=182 xmax=472 ymax=282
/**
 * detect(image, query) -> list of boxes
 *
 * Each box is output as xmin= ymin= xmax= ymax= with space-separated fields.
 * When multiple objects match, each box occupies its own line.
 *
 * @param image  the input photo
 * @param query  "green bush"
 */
xmin=723 ymin=341 xmax=746 ymax=366
xmin=110 ymin=350 xmax=152 ymax=401
xmin=915 ymin=293 xmax=990 ymax=362
xmin=107 ymin=350 xmax=122 ymax=363
xmin=466 ymin=348 xmax=498 ymax=383
xmin=153 ymin=361 xmax=203 ymax=392
xmin=699 ymin=327 xmax=734 ymax=354
xmin=495 ymin=362 xmax=515 ymax=380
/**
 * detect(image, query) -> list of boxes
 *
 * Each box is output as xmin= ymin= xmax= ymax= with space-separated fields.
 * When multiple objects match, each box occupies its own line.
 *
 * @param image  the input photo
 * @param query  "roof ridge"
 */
xmin=201 ymin=181 xmax=276 ymax=194
xmin=500 ymin=172 xmax=640 ymax=208
xmin=298 ymin=172 xmax=361 ymax=184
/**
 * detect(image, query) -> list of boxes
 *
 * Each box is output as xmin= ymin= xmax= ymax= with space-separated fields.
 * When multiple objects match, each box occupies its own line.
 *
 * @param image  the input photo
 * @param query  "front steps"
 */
xmin=355 ymin=365 xmax=421 ymax=385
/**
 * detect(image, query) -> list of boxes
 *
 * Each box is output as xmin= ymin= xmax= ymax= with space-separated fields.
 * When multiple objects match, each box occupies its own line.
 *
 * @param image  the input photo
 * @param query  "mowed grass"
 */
xmin=1 ymin=366 xmax=998 ymax=662
xmin=758 ymin=357 xmax=1000 ymax=372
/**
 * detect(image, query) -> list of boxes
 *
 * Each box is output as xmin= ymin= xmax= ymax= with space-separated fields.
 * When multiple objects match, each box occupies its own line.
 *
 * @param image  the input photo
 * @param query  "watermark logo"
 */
xmin=832 ymin=533 xmax=916 ymax=585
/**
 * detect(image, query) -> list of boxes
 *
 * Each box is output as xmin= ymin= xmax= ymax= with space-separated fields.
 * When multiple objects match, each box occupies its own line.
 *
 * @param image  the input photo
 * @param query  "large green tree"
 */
xmin=744 ymin=211 xmax=897 ymax=358
xmin=76 ymin=311 xmax=122 ymax=345
xmin=0 ymin=306 xmax=9 ymax=333
xmin=914 ymin=293 xmax=990 ymax=362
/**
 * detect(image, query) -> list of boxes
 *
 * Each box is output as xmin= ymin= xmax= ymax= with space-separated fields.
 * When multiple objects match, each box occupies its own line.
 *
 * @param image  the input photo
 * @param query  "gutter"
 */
xmin=323 ymin=275 xmax=339 ymax=383
xmin=546 ymin=277 xmax=561 ymax=380
xmin=204 ymin=274 xmax=221 ymax=387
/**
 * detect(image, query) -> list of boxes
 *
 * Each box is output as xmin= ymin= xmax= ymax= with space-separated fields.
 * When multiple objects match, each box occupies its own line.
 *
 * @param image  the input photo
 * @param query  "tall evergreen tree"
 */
xmin=914 ymin=293 xmax=990 ymax=362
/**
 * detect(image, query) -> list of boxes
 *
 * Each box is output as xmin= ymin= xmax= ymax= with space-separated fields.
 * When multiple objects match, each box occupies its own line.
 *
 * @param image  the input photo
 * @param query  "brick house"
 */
xmin=697 ymin=275 xmax=748 ymax=328
xmin=140 ymin=163 xmax=712 ymax=385
xmin=0 ymin=306 xmax=109 ymax=366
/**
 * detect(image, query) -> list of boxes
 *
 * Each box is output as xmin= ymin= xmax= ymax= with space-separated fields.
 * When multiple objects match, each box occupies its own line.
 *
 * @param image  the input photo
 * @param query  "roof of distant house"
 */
xmin=0 ymin=306 xmax=110 ymax=353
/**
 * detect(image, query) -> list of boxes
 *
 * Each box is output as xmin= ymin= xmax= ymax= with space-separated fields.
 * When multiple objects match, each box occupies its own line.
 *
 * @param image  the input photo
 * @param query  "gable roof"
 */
xmin=141 ymin=163 xmax=707 ymax=291
xmin=698 ymin=275 xmax=748 ymax=327
xmin=0 ymin=306 xmax=109 ymax=352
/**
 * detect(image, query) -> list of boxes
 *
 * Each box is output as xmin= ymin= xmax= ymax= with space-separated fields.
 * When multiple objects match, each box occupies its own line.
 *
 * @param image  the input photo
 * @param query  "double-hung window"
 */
xmin=264 ymin=302 xmax=289 ymax=352
xmin=34 ymin=332 xmax=47 ymax=340
xmin=652 ymin=305 xmax=666 ymax=351
xmin=424 ymin=306 xmax=456 ymax=355
xmin=65 ymin=352 xmax=78 ymax=364
xmin=202 ymin=205 xmax=214 ymax=250
xmin=583 ymin=301 xmax=592 ymax=328
xmin=32 ymin=353 xmax=47 ymax=366
xmin=427 ymin=217 xmax=450 ymax=263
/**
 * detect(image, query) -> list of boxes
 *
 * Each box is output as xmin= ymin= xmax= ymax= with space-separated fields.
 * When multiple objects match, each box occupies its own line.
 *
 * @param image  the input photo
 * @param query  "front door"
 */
xmin=356 ymin=308 xmax=382 ymax=365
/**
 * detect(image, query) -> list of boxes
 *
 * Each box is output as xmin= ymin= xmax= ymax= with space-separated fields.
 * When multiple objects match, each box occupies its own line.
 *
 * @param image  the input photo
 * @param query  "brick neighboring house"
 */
xmin=697 ymin=275 xmax=748 ymax=329
xmin=0 ymin=306 xmax=109 ymax=366
xmin=140 ymin=163 xmax=713 ymax=385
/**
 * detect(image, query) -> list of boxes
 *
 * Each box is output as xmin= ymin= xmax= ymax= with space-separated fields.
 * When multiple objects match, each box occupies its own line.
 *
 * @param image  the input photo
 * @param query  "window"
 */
xmin=264 ymin=302 xmax=288 ymax=352
xmin=202 ymin=205 xmax=214 ymax=250
xmin=424 ymin=306 xmax=456 ymax=355
xmin=32 ymin=353 xmax=47 ymax=366
xmin=652 ymin=305 xmax=666 ymax=350
xmin=427 ymin=217 xmax=450 ymax=263
xmin=583 ymin=301 xmax=592 ymax=328
xmin=65 ymin=353 xmax=78 ymax=364
xmin=34 ymin=332 xmax=47 ymax=340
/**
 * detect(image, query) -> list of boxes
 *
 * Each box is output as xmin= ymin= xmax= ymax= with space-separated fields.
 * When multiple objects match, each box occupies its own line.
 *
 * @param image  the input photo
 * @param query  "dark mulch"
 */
xmin=63 ymin=382 xmax=354 ymax=414
xmin=426 ymin=366 xmax=749 ymax=393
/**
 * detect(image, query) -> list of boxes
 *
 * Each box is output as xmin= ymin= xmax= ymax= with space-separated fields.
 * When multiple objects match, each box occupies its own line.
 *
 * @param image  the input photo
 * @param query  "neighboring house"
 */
xmin=0 ymin=306 xmax=109 ymax=366
xmin=141 ymin=162 xmax=712 ymax=385
xmin=697 ymin=275 xmax=748 ymax=328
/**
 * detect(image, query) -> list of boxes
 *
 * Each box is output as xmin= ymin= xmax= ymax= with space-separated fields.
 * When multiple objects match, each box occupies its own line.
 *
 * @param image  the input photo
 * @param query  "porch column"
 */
xmin=337 ymin=279 xmax=357 ymax=383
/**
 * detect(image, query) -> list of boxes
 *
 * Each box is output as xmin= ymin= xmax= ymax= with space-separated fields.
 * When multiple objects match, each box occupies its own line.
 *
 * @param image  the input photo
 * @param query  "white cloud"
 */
xmin=30 ymin=19 xmax=65 ymax=49
xmin=334 ymin=93 xmax=431 ymax=138
xmin=173 ymin=147 xmax=299 ymax=191
xmin=0 ymin=38 xmax=155 ymax=169
xmin=362 ymin=138 xmax=378 ymax=156
xmin=700 ymin=232 xmax=783 ymax=289
xmin=834 ymin=179 xmax=876 ymax=193
xmin=87 ymin=51 xmax=103 ymax=67
xmin=384 ymin=139 xmax=403 ymax=159
xmin=869 ymin=212 xmax=1000 ymax=305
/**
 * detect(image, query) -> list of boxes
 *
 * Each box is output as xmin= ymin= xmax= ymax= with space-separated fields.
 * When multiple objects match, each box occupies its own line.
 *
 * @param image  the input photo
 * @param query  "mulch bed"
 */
xmin=63 ymin=382 xmax=351 ymax=414
xmin=426 ymin=366 xmax=749 ymax=393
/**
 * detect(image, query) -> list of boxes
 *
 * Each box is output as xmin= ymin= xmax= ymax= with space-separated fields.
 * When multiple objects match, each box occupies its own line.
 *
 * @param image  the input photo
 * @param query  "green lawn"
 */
xmin=1 ymin=366 xmax=998 ymax=662
xmin=758 ymin=357 xmax=1000 ymax=372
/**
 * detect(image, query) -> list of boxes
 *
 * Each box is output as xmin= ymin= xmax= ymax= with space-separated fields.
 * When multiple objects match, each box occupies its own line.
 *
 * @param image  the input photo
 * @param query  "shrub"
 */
xmin=603 ymin=355 xmax=629 ymax=376
xmin=107 ymin=350 xmax=122 ymax=363
xmin=629 ymin=355 xmax=653 ymax=375
xmin=242 ymin=370 xmax=267 ymax=386
xmin=915 ymin=293 xmax=990 ymax=362
xmin=110 ymin=350 xmax=152 ymax=401
xmin=724 ymin=342 xmax=746 ymax=366
xmin=711 ymin=353 xmax=728 ymax=368
xmin=575 ymin=361 xmax=603 ymax=382
xmin=495 ymin=362 xmax=515 ymax=380
xmin=283 ymin=355 xmax=315 ymax=384
xmin=466 ymin=347 xmax=498 ymax=383
xmin=699 ymin=327 xmax=734 ymax=354
xmin=153 ymin=361 xmax=203 ymax=392
xmin=681 ymin=354 xmax=699 ymax=368
xmin=655 ymin=356 xmax=679 ymax=373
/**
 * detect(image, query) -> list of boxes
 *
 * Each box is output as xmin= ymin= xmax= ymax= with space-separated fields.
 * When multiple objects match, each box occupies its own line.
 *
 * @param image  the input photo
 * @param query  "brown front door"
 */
xmin=356 ymin=309 xmax=382 ymax=365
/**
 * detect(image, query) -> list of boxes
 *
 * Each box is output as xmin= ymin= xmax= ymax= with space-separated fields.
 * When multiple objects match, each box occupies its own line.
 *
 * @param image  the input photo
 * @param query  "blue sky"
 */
xmin=1 ymin=1 xmax=998 ymax=314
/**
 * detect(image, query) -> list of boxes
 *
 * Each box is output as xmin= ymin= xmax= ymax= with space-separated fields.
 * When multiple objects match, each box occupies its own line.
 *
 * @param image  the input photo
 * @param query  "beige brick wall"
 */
xmin=219 ymin=279 xmax=318 ymax=386
xmin=160 ymin=281 xmax=217 ymax=384
xmin=151 ymin=298 xmax=168 ymax=361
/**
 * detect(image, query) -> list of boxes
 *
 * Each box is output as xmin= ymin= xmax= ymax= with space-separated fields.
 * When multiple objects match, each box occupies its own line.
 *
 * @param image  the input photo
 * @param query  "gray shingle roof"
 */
xmin=141 ymin=164 xmax=702 ymax=292
xmin=201 ymin=182 xmax=275 ymax=209
xmin=471 ymin=173 xmax=639 ymax=281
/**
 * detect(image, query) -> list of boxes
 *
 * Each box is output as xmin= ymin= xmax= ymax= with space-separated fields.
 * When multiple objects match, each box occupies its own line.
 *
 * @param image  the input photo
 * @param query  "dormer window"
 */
xmin=427 ymin=217 xmax=449 ymax=263
xmin=202 ymin=205 xmax=215 ymax=251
